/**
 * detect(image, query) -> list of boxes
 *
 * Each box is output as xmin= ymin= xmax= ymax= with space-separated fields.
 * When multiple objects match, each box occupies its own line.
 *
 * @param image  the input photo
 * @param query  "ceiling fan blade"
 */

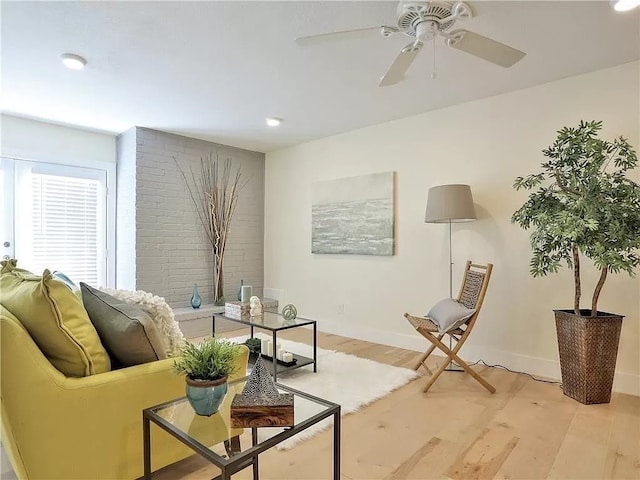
xmin=447 ymin=29 xmax=526 ymax=67
xmin=296 ymin=26 xmax=389 ymax=45
xmin=379 ymin=42 xmax=423 ymax=87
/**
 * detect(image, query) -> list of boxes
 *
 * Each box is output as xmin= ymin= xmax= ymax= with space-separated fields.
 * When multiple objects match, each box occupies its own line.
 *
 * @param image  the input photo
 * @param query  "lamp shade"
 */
xmin=425 ymin=184 xmax=476 ymax=223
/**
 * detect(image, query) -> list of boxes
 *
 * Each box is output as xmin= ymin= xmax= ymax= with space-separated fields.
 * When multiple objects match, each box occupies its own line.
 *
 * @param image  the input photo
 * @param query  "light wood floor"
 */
xmin=150 ymin=329 xmax=640 ymax=480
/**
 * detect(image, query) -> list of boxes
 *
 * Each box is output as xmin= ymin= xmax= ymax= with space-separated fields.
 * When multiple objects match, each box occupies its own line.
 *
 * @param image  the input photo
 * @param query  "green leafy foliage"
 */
xmin=244 ymin=337 xmax=262 ymax=354
xmin=512 ymin=120 xmax=640 ymax=314
xmin=173 ymin=337 xmax=241 ymax=381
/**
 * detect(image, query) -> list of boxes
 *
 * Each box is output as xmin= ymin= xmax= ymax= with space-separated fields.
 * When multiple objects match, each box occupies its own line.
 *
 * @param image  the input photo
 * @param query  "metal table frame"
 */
xmin=213 ymin=312 xmax=317 ymax=381
xmin=143 ymin=382 xmax=340 ymax=480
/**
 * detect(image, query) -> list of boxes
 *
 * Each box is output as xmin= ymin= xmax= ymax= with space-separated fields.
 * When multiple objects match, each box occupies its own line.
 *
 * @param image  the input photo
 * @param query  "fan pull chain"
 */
xmin=430 ymin=39 xmax=438 ymax=79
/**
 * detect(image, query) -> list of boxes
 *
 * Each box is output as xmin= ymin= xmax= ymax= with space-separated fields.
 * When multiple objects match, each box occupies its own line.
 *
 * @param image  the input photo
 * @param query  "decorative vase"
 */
xmin=191 ymin=284 xmax=202 ymax=309
xmin=237 ymin=279 xmax=244 ymax=301
xmin=185 ymin=376 xmax=228 ymax=416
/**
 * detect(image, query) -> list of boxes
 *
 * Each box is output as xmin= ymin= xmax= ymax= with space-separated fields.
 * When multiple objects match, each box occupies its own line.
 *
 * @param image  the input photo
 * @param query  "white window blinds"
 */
xmin=30 ymin=173 xmax=100 ymax=284
xmin=15 ymin=161 xmax=107 ymax=286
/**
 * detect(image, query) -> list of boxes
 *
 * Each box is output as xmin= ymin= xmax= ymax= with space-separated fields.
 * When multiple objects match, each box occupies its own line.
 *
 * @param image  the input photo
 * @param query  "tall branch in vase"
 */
xmin=175 ymin=153 xmax=247 ymax=305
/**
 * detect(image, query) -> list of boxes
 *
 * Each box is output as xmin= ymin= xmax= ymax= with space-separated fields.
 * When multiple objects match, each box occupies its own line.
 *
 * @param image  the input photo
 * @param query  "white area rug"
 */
xmin=229 ymin=334 xmax=419 ymax=450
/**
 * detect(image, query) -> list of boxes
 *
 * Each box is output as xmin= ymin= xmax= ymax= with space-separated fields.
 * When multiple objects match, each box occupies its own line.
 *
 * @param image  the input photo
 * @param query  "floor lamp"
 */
xmin=424 ymin=184 xmax=477 ymax=370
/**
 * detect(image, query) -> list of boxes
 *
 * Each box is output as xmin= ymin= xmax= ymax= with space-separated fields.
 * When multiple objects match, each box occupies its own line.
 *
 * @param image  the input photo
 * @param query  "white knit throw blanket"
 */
xmin=101 ymin=288 xmax=186 ymax=356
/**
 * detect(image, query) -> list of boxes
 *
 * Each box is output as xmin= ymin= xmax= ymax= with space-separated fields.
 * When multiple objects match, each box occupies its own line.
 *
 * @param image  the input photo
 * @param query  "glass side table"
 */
xmin=213 ymin=311 xmax=317 ymax=381
xmin=143 ymin=376 xmax=340 ymax=480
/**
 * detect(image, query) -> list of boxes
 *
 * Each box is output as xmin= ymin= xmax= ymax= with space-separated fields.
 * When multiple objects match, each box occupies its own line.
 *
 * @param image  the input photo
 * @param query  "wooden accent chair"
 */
xmin=405 ymin=261 xmax=494 ymax=393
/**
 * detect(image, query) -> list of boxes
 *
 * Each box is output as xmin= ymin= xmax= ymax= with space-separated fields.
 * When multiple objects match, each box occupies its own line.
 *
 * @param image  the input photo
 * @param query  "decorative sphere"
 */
xmin=282 ymin=304 xmax=298 ymax=320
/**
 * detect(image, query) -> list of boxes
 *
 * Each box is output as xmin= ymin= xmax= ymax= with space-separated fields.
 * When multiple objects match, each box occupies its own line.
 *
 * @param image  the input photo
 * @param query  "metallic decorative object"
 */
xmin=282 ymin=304 xmax=298 ymax=320
xmin=230 ymin=356 xmax=294 ymax=427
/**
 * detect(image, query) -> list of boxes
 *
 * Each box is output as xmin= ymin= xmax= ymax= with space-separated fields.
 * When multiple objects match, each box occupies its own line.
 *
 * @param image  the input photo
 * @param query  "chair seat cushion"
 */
xmin=0 ymin=267 xmax=110 ymax=377
xmin=80 ymin=283 xmax=168 ymax=367
xmin=427 ymin=298 xmax=476 ymax=334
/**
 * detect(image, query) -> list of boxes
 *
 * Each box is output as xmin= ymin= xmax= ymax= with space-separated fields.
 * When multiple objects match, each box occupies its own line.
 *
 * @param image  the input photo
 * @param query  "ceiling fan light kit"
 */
xmin=297 ymin=1 xmax=527 ymax=87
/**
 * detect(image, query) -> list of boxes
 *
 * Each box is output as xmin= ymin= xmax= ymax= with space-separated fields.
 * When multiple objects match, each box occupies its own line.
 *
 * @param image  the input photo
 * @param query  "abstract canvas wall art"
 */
xmin=312 ymin=172 xmax=395 ymax=255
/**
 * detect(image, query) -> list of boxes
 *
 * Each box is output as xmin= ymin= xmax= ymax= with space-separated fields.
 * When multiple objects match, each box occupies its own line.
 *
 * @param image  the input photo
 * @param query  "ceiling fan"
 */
xmin=296 ymin=1 xmax=527 ymax=87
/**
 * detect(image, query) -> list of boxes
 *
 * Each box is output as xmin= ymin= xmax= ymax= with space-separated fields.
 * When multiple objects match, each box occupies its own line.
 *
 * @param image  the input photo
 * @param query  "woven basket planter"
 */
xmin=554 ymin=309 xmax=623 ymax=405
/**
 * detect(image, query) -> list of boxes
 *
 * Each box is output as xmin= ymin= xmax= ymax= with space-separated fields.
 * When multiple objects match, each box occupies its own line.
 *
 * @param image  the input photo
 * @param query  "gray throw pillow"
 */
xmin=427 ymin=298 xmax=476 ymax=334
xmin=80 ymin=283 xmax=167 ymax=367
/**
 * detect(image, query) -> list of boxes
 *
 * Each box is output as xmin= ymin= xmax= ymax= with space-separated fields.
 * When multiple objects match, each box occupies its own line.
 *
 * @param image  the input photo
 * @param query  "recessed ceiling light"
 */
xmin=61 ymin=53 xmax=87 ymax=70
xmin=266 ymin=117 xmax=282 ymax=127
xmin=614 ymin=0 xmax=640 ymax=11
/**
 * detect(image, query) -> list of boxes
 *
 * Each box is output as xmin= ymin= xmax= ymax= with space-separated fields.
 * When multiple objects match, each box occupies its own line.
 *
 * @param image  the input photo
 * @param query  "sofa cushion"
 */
xmin=0 ymin=268 xmax=110 ymax=376
xmin=1 ymin=258 xmax=32 ymax=275
xmin=52 ymin=271 xmax=82 ymax=299
xmin=100 ymin=288 xmax=185 ymax=356
xmin=80 ymin=283 xmax=168 ymax=367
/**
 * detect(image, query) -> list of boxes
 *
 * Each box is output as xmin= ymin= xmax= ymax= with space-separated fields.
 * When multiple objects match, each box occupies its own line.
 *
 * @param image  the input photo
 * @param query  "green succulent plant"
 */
xmin=244 ymin=337 xmax=262 ymax=354
xmin=512 ymin=120 xmax=640 ymax=315
xmin=173 ymin=337 xmax=241 ymax=381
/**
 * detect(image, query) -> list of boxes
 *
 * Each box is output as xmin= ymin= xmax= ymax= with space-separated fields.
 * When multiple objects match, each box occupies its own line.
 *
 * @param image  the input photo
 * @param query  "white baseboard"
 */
xmin=613 ymin=371 xmax=640 ymax=397
xmin=316 ymin=319 xmax=640 ymax=397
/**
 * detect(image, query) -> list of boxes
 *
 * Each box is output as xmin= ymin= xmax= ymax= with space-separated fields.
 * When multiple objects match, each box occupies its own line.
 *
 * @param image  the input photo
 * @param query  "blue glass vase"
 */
xmin=191 ymin=284 xmax=202 ymax=309
xmin=237 ymin=279 xmax=244 ymax=301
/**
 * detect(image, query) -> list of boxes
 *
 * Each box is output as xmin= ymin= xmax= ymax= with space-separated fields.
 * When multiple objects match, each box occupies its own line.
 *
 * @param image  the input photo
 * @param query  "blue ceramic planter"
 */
xmin=185 ymin=376 xmax=228 ymax=416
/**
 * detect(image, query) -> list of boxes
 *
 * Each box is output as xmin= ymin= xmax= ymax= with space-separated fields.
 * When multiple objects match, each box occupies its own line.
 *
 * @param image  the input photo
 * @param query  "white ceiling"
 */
xmin=1 ymin=1 xmax=639 ymax=153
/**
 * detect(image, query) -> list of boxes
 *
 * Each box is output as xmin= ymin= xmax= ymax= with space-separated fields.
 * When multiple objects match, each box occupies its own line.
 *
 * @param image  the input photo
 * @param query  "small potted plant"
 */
xmin=174 ymin=338 xmax=242 ymax=416
xmin=512 ymin=120 xmax=640 ymax=404
xmin=244 ymin=337 xmax=262 ymax=358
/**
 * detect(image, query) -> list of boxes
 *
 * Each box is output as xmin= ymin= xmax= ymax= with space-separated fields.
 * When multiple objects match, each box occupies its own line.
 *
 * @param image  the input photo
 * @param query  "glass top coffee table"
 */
xmin=213 ymin=311 xmax=317 ymax=381
xmin=143 ymin=377 xmax=340 ymax=480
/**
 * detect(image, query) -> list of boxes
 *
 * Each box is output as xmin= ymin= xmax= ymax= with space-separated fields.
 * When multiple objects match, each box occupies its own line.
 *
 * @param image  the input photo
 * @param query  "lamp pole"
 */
xmin=445 ymin=218 xmax=462 ymax=371
xmin=449 ymin=219 xmax=453 ymax=298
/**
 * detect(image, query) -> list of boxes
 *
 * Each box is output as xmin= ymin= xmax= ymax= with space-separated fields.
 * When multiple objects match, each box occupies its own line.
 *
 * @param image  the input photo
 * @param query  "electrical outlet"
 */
xmin=337 ymin=303 xmax=345 ymax=315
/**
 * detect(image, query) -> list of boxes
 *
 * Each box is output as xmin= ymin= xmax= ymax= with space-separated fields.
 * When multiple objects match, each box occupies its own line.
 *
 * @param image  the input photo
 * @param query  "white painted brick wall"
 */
xmin=117 ymin=127 xmax=265 ymax=308
xmin=115 ymin=128 xmax=136 ymax=290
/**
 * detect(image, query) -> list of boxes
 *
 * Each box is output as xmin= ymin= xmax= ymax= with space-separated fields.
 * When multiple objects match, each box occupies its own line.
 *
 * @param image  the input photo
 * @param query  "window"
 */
xmin=1 ymin=157 xmax=114 ymax=287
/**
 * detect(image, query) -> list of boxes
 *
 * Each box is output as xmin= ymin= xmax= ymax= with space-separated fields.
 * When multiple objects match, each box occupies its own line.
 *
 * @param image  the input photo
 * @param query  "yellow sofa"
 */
xmin=1 ymin=305 xmax=249 ymax=480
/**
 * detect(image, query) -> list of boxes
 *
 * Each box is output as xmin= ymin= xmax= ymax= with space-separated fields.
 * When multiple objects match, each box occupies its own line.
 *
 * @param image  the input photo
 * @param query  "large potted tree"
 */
xmin=512 ymin=120 xmax=640 ymax=404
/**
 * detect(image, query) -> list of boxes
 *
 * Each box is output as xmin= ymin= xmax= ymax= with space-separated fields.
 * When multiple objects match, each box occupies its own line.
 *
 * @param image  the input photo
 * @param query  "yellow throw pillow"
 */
xmin=0 ymin=268 xmax=110 ymax=376
xmin=0 ymin=259 xmax=17 ymax=274
xmin=0 ymin=258 xmax=32 ymax=275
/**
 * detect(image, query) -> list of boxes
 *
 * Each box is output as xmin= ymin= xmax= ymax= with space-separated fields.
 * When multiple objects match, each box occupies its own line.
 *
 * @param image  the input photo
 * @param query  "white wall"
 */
xmin=265 ymin=61 xmax=640 ymax=395
xmin=0 ymin=114 xmax=116 ymax=165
